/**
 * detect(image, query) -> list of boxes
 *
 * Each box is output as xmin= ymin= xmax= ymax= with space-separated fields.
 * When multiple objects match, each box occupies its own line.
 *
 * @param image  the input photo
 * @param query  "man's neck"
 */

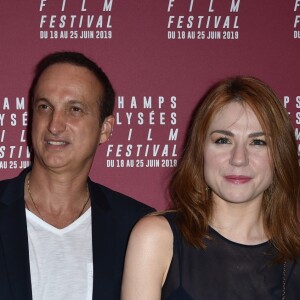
xmin=24 ymin=164 xmax=91 ymax=228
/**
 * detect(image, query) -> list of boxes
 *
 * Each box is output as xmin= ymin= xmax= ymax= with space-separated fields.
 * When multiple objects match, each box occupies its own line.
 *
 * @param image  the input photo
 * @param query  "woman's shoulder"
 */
xmin=131 ymin=213 xmax=174 ymax=243
xmin=125 ymin=214 xmax=174 ymax=285
xmin=122 ymin=215 xmax=175 ymax=299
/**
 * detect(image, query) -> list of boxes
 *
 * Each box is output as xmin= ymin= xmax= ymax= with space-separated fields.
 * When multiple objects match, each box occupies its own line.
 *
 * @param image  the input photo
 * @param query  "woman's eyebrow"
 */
xmin=210 ymin=130 xmax=265 ymax=138
xmin=248 ymin=132 xmax=265 ymax=138
xmin=210 ymin=130 xmax=233 ymax=136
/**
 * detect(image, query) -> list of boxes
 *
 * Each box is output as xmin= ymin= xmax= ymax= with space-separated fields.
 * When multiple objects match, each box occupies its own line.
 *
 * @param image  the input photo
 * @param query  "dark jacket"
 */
xmin=0 ymin=168 xmax=154 ymax=299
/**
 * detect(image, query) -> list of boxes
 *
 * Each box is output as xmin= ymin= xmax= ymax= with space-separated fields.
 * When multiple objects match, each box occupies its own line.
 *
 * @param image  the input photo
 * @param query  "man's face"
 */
xmin=31 ymin=63 xmax=114 ymax=174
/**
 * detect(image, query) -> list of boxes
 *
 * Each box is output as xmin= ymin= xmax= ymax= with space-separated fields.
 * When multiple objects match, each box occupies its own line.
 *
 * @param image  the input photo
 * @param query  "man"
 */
xmin=0 ymin=52 xmax=154 ymax=299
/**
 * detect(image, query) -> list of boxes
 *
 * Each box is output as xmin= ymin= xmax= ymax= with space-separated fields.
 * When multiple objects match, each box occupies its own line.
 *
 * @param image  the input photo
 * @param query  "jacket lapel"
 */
xmin=90 ymin=182 xmax=118 ymax=299
xmin=0 ymin=171 xmax=32 ymax=299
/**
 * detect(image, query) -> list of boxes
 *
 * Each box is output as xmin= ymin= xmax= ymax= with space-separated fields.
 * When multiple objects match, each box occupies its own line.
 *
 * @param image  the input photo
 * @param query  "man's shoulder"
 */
xmin=0 ymin=173 xmax=20 ymax=186
xmin=0 ymin=171 xmax=26 ymax=199
xmin=0 ymin=177 xmax=12 ymax=189
xmin=89 ymin=180 xmax=155 ymax=215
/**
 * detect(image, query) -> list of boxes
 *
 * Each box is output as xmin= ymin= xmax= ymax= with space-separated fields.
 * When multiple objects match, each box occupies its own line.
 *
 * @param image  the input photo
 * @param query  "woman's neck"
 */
xmin=209 ymin=199 xmax=268 ymax=245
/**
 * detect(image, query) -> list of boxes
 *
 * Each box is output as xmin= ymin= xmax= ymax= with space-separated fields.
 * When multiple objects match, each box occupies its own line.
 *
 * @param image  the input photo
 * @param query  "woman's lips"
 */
xmin=224 ymin=175 xmax=252 ymax=184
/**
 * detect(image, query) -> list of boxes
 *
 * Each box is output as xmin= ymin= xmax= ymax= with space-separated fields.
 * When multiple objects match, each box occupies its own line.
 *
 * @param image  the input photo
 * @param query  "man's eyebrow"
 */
xmin=34 ymin=98 xmax=86 ymax=106
xmin=33 ymin=97 xmax=49 ymax=103
xmin=67 ymin=99 xmax=86 ymax=105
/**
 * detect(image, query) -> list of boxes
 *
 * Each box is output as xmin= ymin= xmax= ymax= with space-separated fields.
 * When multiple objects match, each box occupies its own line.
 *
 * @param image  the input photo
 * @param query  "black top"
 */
xmin=162 ymin=213 xmax=300 ymax=300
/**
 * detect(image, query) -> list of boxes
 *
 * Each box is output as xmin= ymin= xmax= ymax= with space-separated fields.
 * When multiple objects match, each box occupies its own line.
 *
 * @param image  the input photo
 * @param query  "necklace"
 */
xmin=26 ymin=174 xmax=90 ymax=222
xmin=282 ymin=261 xmax=286 ymax=300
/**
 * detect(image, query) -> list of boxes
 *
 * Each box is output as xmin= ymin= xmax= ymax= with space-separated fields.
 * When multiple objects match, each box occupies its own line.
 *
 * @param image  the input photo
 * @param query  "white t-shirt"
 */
xmin=26 ymin=208 xmax=93 ymax=300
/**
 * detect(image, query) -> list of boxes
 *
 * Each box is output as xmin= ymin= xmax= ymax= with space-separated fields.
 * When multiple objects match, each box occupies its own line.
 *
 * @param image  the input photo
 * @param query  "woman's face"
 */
xmin=204 ymin=102 xmax=273 ymax=206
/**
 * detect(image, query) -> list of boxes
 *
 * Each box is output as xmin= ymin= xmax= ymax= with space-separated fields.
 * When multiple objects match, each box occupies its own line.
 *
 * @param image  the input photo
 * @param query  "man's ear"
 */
xmin=99 ymin=115 xmax=115 ymax=144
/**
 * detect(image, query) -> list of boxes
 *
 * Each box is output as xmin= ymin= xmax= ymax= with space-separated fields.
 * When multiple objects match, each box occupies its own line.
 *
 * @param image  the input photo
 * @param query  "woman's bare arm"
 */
xmin=121 ymin=215 xmax=173 ymax=300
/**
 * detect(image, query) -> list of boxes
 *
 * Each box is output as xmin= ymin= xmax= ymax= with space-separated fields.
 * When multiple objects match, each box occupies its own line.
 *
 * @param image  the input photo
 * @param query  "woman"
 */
xmin=121 ymin=76 xmax=300 ymax=299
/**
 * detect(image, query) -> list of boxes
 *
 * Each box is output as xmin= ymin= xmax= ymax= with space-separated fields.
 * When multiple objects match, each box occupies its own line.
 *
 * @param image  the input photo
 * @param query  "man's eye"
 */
xmin=215 ymin=137 xmax=230 ymax=144
xmin=251 ymin=139 xmax=267 ymax=146
xmin=37 ymin=104 xmax=50 ymax=110
xmin=70 ymin=106 xmax=84 ymax=113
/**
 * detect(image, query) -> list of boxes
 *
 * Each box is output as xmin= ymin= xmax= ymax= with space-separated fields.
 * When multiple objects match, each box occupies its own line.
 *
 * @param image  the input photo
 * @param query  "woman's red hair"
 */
xmin=171 ymin=76 xmax=300 ymax=262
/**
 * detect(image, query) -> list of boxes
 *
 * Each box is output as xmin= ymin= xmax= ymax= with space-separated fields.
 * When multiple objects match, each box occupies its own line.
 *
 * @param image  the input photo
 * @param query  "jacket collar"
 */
xmin=0 ymin=168 xmax=32 ymax=299
xmin=88 ymin=180 xmax=118 ymax=299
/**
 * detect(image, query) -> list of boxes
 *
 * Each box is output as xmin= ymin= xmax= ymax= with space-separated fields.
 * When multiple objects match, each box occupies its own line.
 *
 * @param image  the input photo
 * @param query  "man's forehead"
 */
xmin=35 ymin=63 xmax=103 ymax=90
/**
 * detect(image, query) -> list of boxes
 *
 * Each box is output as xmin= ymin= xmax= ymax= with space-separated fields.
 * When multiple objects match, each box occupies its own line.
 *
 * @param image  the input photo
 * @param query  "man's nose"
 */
xmin=48 ymin=110 xmax=66 ymax=135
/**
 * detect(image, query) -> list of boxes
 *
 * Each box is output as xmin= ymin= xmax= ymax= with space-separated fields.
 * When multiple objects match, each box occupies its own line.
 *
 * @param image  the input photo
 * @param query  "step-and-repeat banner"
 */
xmin=0 ymin=1 xmax=299 ymax=209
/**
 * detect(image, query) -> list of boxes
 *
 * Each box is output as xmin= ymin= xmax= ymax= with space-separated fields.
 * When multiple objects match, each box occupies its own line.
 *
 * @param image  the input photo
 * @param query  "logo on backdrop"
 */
xmin=0 ymin=97 xmax=30 ymax=170
xmin=283 ymin=95 xmax=300 ymax=160
xmin=39 ymin=0 xmax=113 ymax=40
xmin=105 ymin=95 xmax=178 ymax=168
xmin=166 ymin=0 xmax=241 ymax=40
xmin=294 ymin=0 xmax=300 ymax=39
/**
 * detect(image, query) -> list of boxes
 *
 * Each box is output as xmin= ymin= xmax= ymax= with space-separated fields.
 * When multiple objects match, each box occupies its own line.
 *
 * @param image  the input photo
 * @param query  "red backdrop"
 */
xmin=0 ymin=0 xmax=299 ymax=209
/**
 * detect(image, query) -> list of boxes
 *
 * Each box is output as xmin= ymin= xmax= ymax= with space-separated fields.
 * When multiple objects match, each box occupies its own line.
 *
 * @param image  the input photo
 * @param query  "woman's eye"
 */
xmin=251 ymin=139 xmax=267 ymax=146
xmin=215 ymin=137 xmax=230 ymax=144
